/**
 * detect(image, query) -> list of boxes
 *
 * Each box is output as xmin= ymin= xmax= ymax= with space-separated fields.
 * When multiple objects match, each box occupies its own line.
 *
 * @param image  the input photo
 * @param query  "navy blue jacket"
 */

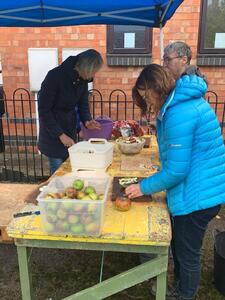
xmin=38 ymin=56 xmax=92 ymax=159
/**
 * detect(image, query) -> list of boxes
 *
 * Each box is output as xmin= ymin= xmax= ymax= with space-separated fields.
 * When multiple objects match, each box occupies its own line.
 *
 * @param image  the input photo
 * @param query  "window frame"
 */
xmin=107 ymin=25 xmax=152 ymax=55
xmin=198 ymin=0 xmax=225 ymax=55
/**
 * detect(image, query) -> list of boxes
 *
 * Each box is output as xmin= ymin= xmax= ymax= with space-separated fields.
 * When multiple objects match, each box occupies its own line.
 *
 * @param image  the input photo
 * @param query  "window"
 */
xmin=198 ymin=0 xmax=225 ymax=66
xmin=107 ymin=25 xmax=152 ymax=66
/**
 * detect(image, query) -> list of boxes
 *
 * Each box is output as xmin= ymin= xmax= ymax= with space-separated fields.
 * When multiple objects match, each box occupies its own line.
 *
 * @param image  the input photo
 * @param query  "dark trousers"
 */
xmin=171 ymin=205 xmax=221 ymax=299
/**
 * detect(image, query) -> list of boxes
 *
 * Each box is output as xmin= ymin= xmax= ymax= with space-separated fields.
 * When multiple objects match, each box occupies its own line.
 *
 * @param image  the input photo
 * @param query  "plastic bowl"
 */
xmin=80 ymin=117 xmax=113 ymax=140
xmin=116 ymin=137 xmax=145 ymax=154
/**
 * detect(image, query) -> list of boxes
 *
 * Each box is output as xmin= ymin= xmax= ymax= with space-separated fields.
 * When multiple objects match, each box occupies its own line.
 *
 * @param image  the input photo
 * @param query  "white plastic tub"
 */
xmin=37 ymin=171 xmax=111 ymax=237
xmin=68 ymin=138 xmax=113 ymax=171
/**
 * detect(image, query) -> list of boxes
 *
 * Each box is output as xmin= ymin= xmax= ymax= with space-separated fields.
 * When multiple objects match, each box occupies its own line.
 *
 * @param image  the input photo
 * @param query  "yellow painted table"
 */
xmin=7 ymin=136 xmax=171 ymax=300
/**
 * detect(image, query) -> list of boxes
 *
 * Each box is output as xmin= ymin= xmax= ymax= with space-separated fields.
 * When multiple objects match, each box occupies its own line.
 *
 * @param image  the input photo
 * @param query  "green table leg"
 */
xmin=63 ymin=255 xmax=168 ymax=300
xmin=17 ymin=246 xmax=33 ymax=300
xmin=156 ymin=271 xmax=167 ymax=300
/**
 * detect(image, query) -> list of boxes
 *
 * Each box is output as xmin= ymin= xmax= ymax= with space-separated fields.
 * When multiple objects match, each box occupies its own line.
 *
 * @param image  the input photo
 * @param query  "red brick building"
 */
xmin=0 ymin=0 xmax=224 ymax=138
xmin=0 ymin=0 xmax=225 ymax=99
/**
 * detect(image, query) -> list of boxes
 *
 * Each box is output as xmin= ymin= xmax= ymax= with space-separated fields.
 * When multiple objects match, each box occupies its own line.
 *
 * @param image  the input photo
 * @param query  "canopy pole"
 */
xmin=160 ymin=23 xmax=164 ymax=65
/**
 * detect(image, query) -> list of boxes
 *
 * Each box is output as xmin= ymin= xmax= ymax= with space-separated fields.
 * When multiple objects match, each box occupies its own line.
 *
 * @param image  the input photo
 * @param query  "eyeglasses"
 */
xmin=163 ymin=56 xmax=181 ymax=63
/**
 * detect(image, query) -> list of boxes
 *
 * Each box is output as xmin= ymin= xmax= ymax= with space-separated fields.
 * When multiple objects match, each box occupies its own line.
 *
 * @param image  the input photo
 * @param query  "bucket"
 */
xmin=80 ymin=117 xmax=113 ymax=140
xmin=214 ymin=230 xmax=225 ymax=296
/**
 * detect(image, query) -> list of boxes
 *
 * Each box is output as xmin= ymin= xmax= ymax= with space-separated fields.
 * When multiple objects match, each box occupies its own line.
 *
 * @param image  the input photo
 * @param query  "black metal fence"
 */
xmin=0 ymin=89 xmax=224 ymax=183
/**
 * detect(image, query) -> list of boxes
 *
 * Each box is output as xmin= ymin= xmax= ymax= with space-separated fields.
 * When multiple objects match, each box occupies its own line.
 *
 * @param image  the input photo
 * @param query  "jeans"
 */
xmin=48 ymin=157 xmax=65 ymax=175
xmin=171 ymin=205 xmax=221 ymax=299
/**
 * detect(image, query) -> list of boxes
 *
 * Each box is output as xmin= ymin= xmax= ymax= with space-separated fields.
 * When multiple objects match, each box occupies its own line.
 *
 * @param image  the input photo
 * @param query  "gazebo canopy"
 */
xmin=0 ymin=0 xmax=183 ymax=28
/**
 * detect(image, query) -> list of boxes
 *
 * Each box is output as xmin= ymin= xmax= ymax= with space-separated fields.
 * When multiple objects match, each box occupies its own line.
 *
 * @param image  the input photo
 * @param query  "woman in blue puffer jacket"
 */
xmin=125 ymin=64 xmax=225 ymax=300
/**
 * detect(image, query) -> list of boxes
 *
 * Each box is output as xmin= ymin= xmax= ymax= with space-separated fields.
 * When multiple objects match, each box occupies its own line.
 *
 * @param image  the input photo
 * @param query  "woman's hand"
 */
xmin=85 ymin=120 xmax=101 ymax=130
xmin=125 ymin=183 xmax=143 ymax=199
xmin=59 ymin=133 xmax=75 ymax=147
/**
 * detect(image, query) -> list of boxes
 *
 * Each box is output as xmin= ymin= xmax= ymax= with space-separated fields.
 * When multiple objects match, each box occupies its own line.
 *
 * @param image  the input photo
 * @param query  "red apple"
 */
xmin=114 ymin=197 xmax=131 ymax=212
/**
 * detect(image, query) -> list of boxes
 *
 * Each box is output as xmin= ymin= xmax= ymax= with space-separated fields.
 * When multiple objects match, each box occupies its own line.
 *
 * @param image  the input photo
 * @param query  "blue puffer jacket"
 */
xmin=140 ymin=75 xmax=225 ymax=216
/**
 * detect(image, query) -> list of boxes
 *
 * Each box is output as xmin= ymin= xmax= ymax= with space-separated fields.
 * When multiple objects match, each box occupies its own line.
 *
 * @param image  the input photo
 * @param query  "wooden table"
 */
xmin=7 ymin=136 xmax=171 ymax=300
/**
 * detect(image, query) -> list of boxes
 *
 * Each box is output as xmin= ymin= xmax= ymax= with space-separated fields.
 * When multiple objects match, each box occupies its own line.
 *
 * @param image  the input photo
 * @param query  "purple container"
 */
xmin=80 ymin=117 xmax=113 ymax=140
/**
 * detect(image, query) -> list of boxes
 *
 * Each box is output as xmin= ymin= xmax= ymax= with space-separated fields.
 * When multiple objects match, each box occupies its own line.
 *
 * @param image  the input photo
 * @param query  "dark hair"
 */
xmin=133 ymin=64 xmax=175 ymax=115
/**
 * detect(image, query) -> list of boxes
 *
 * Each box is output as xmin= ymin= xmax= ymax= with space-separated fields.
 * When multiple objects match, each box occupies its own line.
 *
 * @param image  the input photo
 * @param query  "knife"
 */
xmin=13 ymin=211 xmax=40 ymax=218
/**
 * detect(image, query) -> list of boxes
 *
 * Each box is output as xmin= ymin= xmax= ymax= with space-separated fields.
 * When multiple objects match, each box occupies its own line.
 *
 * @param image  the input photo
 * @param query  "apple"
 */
xmin=84 ymin=186 xmax=96 ymax=195
xmin=70 ymin=224 xmax=84 ymax=234
xmin=81 ymin=195 xmax=92 ymax=201
xmin=89 ymin=192 xmax=98 ymax=200
xmin=46 ymin=213 xmax=57 ymax=223
xmin=46 ymin=202 xmax=58 ymax=213
xmin=73 ymin=179 xmax=84 ymax=191
xmin=85 ymin=222 xmax=99 ymax=234
xmin=58 ymin=192 xmax=66 ymax=198
xmin=56 ymin=208 xmax=67 ymax=219
xmin=47 ymin=192 xmax=61 ymax=199
xmin=76 ymin=191 xmax=86 ymax=199
xmin=68 ymin=214 xmax=79 ymax=224
xmin=44 ymin=222 xmax=55 ymax=232
xmin=65 ymin=187 xmax=77 ymax=198
xmin=57 ymin=221 xmax=70 ymax=232
xmin=73 ymin=203 xmax=85 ymax=213
xmin=80 ymin=214 xmax=93 ymax=225
xmin=87 ymin=203 xmax=98 ymax=213
xmin=61 ymin=201 xmax=74 ymax=210
xmin=114 ymin=197 xmax=131 ymax=212
xmin=98 ymin=194 xmax=104 ymax=200
xmin=44 ymin=193 xmax=54 ymax=199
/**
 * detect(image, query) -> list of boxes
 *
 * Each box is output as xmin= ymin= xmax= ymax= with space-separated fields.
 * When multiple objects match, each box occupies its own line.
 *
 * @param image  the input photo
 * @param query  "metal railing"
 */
xmin=0 ymin=89 xmax=224 ymax=183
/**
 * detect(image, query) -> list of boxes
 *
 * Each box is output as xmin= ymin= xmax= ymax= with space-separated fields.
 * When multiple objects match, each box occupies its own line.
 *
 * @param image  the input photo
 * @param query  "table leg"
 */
xmin=17 ymin=246 xmax=33 ymax=300
xmin=156 ymin=271 xmax=167 ymax=300
xmin=63 ymin=255 xmax=168 ymax=300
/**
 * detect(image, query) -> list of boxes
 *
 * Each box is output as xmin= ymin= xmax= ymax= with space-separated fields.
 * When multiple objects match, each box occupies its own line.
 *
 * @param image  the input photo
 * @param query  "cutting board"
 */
xmin=111 ymin=176 xmax=152 ymax=202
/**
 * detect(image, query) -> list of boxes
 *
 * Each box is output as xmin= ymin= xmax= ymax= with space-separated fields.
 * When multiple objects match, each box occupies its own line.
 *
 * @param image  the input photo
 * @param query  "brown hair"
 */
xmin=133 ymin=64 xmax=175 ymax=115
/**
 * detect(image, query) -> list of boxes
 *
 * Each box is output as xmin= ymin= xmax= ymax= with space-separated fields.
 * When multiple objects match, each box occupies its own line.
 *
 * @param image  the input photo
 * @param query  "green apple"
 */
xmin=44 ymin=222 xmax=55 ymax=232
xmin=46 ymin=213 xmax=57 ymax=223
xmin=61 ymin=201 xmax=74 ymax=210
xmin=84 ymin=186 xmax=96 ymax=195
xmin=87 ymin=203 xmax=98 ymax=213
xmin=89 ymin=192 xmax=98 ymax=200
xmin=73 ymin=179 xmax=84 ymax=191
xmin=70 ymin=224 xmax=84 ymax=234
xmin=68 ymin=214 xmax=79 ymax=224
xmin=81 ymin=195 xmax=92 ymax=201
xmin=46 ymin=202 xmax=58 ymax=213
xmin=57 ymin=221 xmax=70 ymax=232
xmin=85 ymin=222 xmax=99 ymax=234
xmin=56 ymin=208 xmax=67 ymax=220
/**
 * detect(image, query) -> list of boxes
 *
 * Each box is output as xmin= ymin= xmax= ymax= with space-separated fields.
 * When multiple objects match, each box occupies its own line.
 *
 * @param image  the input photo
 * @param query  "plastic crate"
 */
xmin=68 ymin=138 xmax=113 ymax=171
xmin=37 ymin=172 xmax=111 ymax=237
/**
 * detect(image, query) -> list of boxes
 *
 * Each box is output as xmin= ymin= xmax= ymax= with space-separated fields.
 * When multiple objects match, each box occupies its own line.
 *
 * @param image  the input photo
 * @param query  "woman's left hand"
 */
xmin=85 ymin=119 xmax=101 ymax=130
xmin=125 ymin=183 xmax=143 ymax=199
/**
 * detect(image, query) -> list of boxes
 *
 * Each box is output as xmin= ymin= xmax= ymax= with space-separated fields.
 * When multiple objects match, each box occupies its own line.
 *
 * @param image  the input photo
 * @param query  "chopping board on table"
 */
xmin=111 ymin=176 xmax=152 ymax=202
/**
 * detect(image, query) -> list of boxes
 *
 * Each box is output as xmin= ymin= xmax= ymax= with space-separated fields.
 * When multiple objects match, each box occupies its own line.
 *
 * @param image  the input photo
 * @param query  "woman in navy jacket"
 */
xmin=38 ymin=49 xmax=102 ymax=174
xmin=126 ymin=64 xmax=225 ymax=300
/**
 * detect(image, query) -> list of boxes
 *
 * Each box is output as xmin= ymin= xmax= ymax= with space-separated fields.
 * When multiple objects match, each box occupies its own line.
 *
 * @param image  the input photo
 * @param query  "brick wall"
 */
xmin=0 ymin=0 xmax=224 ymax=113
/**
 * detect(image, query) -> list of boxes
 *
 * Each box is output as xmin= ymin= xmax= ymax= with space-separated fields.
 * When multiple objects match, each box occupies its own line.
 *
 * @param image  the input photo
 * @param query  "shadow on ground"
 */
xmin=0 ymin=206 xmax=225 ymax=300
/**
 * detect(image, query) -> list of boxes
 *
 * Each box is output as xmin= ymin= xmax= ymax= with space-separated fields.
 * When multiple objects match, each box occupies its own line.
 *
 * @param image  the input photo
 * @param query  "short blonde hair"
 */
xmin=75 ymin=49 xmax=103 ymax=78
